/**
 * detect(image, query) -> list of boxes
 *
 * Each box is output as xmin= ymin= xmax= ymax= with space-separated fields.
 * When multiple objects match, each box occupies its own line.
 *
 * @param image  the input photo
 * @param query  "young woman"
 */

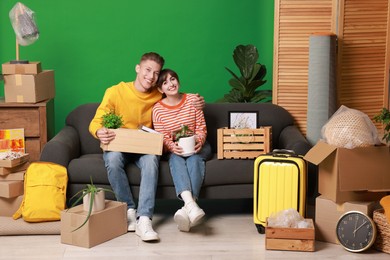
xmin=152 ymin=69 xmax=211 ymax=232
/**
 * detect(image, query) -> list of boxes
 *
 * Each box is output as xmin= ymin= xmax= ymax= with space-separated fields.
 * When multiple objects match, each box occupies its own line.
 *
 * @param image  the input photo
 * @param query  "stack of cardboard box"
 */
xmin=2 ymin=62 xmax=55 ymax=103
xmin=0 ymin=154 xmax=29 ymax=217
xmin=304 ymin=141 xmax=389 ymax=244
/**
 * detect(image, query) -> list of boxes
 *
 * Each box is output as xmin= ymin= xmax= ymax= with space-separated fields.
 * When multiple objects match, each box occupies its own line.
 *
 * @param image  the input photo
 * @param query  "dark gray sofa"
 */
xmin=40 ymin=103 xmax=315 ymax=202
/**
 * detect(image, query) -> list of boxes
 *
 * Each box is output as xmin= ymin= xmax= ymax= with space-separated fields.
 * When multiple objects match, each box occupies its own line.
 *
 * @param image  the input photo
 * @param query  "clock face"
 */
xmin=336 ymin=211 xmax=377 ymax=253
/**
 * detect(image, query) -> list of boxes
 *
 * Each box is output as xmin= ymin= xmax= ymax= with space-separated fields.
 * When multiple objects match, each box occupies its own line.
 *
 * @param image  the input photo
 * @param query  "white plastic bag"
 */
xmin=9 ymin=2 xmax=39 ymax=46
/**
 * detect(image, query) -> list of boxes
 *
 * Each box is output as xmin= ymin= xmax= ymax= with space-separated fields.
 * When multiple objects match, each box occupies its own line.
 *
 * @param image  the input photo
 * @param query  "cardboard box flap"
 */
xmin=304 ymin=141 xmax=337 ymax=165
xmin=338 ymin=145 xmax=390 ymax=192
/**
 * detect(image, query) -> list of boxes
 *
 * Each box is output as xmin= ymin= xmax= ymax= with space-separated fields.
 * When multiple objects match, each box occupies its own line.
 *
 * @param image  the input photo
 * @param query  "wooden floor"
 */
xmin=0 ymin=199 xmax=388 ymax=259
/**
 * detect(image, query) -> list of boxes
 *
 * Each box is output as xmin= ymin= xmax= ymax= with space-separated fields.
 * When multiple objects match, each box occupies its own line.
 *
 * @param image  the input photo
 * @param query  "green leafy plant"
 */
xmin=68 ymin=176 xmax=116 ymax=232
xmin=218 ymin=44 xmax=271 ymax=103
xmin=373 ymin=107 xmax=390 ymax=144
xmin=173 ymin=125 xmax=194 ymax=141
xmin=101 ymin=110 xmax=124 ymax=129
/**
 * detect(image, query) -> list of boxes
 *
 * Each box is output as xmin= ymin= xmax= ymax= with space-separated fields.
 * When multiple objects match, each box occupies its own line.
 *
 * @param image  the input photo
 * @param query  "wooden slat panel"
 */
xmin=273 ymin=0 xmax=335 ymax=135
xmin=337 ymin=0 xmax=389 ymax=124
xmin=274 ymin=0 xmax=390 ymax=135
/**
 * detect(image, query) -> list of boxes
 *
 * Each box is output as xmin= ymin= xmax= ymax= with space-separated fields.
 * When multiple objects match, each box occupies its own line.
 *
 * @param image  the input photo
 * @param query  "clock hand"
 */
xmin=354 ymin=218 xmax=358 ymax=237
xmin=353 ymin=219 xmax=367 ymax=234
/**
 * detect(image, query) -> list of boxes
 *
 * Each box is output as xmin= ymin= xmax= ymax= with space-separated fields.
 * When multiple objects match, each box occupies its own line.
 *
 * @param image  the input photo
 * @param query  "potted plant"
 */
xmin=373 ymin=107 xmax=390 ymax=145
xmin=173 ymin=125 xmax=195 ymax=156
xmin=218 ymin=44 xmax=271 ymax=103
xmin=101 ymin=110 xmax=124 ymax=129
xmin=68 ymin=176 xmax=116 ymax=232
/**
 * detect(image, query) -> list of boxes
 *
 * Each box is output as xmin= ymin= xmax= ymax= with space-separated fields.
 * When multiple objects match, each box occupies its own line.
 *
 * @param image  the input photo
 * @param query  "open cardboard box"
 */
xmin=61 ymin=200 xmax=127 ymax=248
xmin=304 ymin=141 xmax=390 ymax=203
xmin=100 ymin=128 xmax=163 ymax=155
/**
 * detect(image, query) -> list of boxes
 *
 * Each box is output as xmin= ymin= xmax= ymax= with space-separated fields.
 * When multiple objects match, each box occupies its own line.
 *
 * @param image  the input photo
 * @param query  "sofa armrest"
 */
xmin=278 ymin=125 xmax=312 ymax=156
xmin=40 ymin=126 xmax=81 ymax=167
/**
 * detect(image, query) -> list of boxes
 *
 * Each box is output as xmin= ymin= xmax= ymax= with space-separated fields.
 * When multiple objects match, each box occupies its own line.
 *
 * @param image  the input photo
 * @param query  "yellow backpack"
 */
xmin=13 ymin=161 xmax=68 ymax=222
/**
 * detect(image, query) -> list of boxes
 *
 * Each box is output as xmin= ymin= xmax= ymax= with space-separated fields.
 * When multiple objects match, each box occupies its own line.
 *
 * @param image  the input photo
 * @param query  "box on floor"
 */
xmin=3 ymin=70 xmax=55 ymax=103
xmin=304 ymin=141 xmax=390 ymax=203
xmin=315 ymin=195 xmax=381 ymax=244
xmin=0 ymin=180 xmax=23 ymax=198
xmin=265 ymin=219 xmax=315 ymax=252
xmin=0 ymin=195 xmax=23 ymax=216
xmin=61 ymin=200 xmax=127 ymax=248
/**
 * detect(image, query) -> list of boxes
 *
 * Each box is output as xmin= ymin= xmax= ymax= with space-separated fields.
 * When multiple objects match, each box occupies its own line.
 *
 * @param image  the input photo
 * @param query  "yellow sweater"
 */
xmin=89 ymin=81 xmax=162 ymax=138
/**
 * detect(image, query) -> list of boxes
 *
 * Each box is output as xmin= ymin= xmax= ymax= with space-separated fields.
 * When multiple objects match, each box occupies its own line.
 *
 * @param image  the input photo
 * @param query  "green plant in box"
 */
xmin=373 ymin=107 xmax=390 ymax=145
xmin=101 ymin=110 xmax=124 ymax=129
xmin=68 ymin=176 xmax=116 ymax=232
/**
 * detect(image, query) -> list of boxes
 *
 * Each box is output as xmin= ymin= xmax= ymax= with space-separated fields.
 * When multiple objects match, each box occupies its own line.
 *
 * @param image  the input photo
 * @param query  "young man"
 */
xmin=89 ymin=52 xmax=204 ymax=242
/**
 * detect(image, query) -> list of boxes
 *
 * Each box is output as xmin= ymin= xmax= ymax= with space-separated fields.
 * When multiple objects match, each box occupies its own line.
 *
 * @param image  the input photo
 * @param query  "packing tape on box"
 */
xmin=16 ymin=95 xmax=24 ymax=102
xmin=15 ymin=75 xmax=22 ymax=86
xmin=15 ymin=65 xmax=25 ymax=74
xmin=336 ymin=203 xmax=345 ymax=212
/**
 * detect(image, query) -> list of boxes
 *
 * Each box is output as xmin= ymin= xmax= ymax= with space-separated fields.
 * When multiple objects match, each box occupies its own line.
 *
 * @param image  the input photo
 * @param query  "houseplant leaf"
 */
xmin=232 ymin=44 xmax=258 ymax=79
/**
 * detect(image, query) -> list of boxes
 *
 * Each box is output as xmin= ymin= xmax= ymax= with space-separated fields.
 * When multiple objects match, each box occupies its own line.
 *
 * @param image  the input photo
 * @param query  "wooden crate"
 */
xmin=265 ymin=219 xmax=315 ymax=252
xmin=217 ymin=127 xmax=271 ymax=159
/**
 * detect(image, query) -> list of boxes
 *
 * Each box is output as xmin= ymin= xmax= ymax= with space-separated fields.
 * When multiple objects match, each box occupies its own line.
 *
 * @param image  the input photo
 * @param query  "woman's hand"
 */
xmin=172 ymin=143 xmax=184 ymax=156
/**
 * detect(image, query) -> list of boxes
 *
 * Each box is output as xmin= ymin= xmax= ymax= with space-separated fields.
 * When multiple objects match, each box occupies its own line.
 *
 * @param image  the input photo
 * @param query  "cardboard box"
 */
xmin=265 ymin=219 xmax=315 ymax=252
xmin=304 ymin=141 xmax=390 ymax=203
xmin=0 ymin=162 xmax=29 ymax=176
xmin=2 ymin=62 xmax=42 ymax=75
xmin=100 ymin=128 xmax=163 ymax=155
xmin=315 ymin=195 xmax=381 ymax=244
xmin=0 ymin=154 xmax=29 ymax=168
xmin=217 ymin=127 xmax=272 ymax=159
xmin=0 ymin=180 xmax=24 ymax=198
xmin=4 ymin=70 xmax=55 ymax=103
xmin=0 ymin=171 xmax=25 ymax=181
xmin=61 ymin=200 xmax=127 ymax=248
xmin=0 ymin=195 xmax=23 ymax=216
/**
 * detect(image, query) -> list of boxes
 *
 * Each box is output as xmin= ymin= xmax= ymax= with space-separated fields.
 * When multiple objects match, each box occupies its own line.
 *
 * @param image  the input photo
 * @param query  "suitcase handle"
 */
xmin=271 ymin=149 xmax=296 ymax=157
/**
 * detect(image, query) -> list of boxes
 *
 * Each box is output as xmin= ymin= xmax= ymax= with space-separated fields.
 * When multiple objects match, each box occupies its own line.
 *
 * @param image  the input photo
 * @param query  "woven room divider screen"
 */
xmin=273 ymin=0 xmax=390 ymax=136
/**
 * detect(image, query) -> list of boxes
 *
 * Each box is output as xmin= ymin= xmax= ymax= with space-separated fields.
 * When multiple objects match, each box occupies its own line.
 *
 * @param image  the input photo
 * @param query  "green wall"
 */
xmin=0 ymin=0 xmax=274 ymax=134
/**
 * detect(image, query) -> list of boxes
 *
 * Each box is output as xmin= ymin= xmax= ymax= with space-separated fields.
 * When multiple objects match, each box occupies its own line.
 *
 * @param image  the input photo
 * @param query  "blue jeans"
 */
xmin=168 ymin=142 xmax=212 ymax=200
xmin=103 ymin=151 xmax=159 ymax=218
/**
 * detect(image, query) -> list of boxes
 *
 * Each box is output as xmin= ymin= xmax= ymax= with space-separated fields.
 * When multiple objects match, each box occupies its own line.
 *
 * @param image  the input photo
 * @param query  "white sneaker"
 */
xmin=136 ymin=216 xmax=159 ymax=242
xmin=184 ymin=201 xmax=205 ymax=226
xmin=174 ymin=208 xmax=191 ymax=232
xmin=127 ymin=208 xmax=136 ymax=232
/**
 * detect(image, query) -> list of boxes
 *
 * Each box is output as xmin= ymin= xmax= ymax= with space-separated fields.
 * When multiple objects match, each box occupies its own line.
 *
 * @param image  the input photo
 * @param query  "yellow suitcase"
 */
xmin=253 ymin=150 xmax=306 ymax=234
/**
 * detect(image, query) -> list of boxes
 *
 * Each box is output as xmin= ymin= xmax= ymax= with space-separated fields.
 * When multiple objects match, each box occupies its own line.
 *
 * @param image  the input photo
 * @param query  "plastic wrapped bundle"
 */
xmin=321 ymin=105 xmax=380 ymax=149
xmin=9 ymin=2 xmax=39 ymax=46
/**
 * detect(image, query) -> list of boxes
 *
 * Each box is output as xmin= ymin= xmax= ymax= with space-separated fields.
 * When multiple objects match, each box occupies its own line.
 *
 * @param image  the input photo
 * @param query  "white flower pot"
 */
xmin=83 ymin=190 xmax=105 ymax=212
xmin=178 ymin=135 xmax=195 ymax=157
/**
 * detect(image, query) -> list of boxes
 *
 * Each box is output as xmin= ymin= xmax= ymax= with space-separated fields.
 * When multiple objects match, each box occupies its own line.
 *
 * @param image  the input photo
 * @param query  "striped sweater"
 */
xmin=152 ymin=93 xmax=207 ymax=152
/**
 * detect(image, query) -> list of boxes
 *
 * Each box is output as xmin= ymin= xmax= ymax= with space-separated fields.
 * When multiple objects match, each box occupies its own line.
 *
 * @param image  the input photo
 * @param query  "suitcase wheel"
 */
xmin=255 ymin=224 xmax=265 ymax=234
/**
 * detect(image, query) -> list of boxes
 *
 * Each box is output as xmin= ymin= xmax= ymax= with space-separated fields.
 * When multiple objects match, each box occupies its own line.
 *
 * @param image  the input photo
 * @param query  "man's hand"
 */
xmin=193 ymin=93 xmax=205 ymax=110
xmin=96 ymin=127 xmax=116 ymax=144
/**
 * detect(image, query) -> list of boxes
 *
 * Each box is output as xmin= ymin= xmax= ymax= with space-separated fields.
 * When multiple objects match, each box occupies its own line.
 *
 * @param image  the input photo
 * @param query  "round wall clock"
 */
xmin=336 ymin=211 xmax=377 ymax=253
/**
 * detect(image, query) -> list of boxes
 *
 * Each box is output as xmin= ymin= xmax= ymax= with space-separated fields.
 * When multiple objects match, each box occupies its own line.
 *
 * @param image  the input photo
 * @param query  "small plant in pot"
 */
xmin=173 ymin=125 xmax=195 ymax=156
xmin=68 ymin=176 xmax=116 ymax=232
xmin=101 ymin=110 xmax=124 ymax=129
xmin=373 ymin=107 xmax=390 ymax=145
